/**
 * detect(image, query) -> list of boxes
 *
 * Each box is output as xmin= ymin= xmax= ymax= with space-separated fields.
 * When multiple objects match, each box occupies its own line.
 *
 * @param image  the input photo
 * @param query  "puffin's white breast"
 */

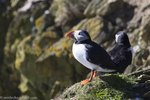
xmin=72 ymin=43 xmax=96 ymax=70
xmin=72 ymin=43 xmax=114 ymax=72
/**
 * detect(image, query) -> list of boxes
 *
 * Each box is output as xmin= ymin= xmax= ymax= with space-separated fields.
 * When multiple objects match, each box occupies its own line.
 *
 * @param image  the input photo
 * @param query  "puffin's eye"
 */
xmin=79 ymin=32 xmax=81 ymax=35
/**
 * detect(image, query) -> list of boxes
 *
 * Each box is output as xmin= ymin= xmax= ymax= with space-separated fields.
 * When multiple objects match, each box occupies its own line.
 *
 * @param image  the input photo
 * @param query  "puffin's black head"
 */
xmin=115 ymin=31 xmax=131 ymax=46
xmin=65 ymin=30 xmax=91 ymax=42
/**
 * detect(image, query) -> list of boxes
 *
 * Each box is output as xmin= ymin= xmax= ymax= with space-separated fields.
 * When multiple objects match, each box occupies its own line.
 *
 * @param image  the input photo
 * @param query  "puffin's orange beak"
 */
xmin=65 ymin=31 xmax=74 ymax=38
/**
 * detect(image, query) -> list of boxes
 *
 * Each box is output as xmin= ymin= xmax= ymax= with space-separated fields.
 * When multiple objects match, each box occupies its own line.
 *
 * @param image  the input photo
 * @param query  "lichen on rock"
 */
xmin=58 ymin=73 xmax=150 ymax=100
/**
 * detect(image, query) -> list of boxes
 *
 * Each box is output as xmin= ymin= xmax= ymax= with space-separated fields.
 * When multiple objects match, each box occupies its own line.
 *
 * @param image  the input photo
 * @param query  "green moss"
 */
xmin=59 ymin=74 xmax=138 ymax=100
xmin=100 ymin=74 xmax=137 ymax=90
xmin=95 ymin=88 xmax=123 ymax=100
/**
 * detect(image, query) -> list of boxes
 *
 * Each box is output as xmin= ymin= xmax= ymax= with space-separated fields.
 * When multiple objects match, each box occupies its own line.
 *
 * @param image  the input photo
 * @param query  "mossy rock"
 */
xmin=58 ymin=74 xmax=149 ymax=100
xmin=50 ymin=0 xmax=90 ymax=27
xmin=84 ymin=0 xmax=124 ymax=17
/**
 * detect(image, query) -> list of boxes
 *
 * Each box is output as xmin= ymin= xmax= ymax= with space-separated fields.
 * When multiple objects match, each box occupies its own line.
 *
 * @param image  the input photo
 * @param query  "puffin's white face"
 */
xmin=115 ymin=34 xmax=120 ymax=42
xmin=73 ymin=30 xmax=90 ymax=42
xmin=115 ymin=31 xmax=124 ymax=43
xmin=65 ymin=30 xmax=90 ymax=42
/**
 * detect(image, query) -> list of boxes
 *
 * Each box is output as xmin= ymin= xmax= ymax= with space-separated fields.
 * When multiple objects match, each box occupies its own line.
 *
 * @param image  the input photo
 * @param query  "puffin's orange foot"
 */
xmin=80 ymin=79 xmax=90 ymax=86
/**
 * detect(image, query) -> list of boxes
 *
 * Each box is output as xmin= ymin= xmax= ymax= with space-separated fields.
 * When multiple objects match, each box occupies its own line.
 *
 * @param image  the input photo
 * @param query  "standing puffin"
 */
xmin=65 ymin=30 xmax=118 ymax=85
xmin=109 ymin=31 xmax=132 ymax=73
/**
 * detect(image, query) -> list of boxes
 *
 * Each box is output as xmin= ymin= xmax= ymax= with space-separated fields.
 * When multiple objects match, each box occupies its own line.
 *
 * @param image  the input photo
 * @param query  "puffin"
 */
xmin=109 ymin=31 xmax=132 ymax=73
xmin=65 ymin=30 xmax=118 ymax=85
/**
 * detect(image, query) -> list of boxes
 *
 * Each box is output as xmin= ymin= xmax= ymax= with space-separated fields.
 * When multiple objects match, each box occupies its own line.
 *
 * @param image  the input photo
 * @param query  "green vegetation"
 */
xmin=59 ymin=74 xmax=139 ymax=100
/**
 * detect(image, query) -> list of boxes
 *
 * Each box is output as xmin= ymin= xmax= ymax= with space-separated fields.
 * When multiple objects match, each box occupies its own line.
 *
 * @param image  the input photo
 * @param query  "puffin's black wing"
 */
xmin=108 ymin=44 xmax=132 ymax=72
xmin=84 ymin=41 xmax=116 ymax=70
xmin=109 ymin=44 xmax=132 ymax=67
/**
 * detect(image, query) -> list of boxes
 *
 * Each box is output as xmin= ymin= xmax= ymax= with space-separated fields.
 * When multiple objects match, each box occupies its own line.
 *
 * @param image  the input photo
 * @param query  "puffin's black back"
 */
xmin=109 ymin=31 xmax=132 ymax=73
xmin=85 ymin=41 xmax=117 ymax=69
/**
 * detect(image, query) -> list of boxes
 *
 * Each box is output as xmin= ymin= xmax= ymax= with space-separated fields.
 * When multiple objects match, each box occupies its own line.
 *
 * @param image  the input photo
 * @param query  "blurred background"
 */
xmin=0 ymin=0 xmax=150 ymax=99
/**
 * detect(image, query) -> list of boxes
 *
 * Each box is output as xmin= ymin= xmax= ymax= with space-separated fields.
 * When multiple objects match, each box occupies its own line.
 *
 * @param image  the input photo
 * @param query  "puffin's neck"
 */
xmin=117 ymin=41 xmax=131 ymax=48
xmin=75 ymin=39 xmax=91 ymax=44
